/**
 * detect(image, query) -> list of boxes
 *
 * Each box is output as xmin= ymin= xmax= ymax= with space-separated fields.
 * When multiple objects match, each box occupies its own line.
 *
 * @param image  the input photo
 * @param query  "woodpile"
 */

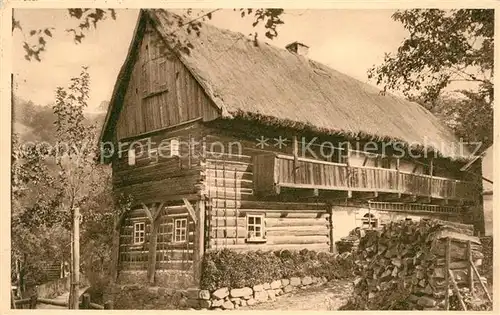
xmin=340 ymin=219 xmax=491 ymax=310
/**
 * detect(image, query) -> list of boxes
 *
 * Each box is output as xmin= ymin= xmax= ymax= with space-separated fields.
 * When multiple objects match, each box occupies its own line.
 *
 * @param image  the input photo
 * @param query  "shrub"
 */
xmin=200 ymin=248 xmax=354 ymax=291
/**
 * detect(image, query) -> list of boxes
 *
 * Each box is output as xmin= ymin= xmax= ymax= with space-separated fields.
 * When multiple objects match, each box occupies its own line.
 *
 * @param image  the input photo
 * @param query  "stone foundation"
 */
xmin=106 ymin=274 xmax=329 ymax=310
xmin=185 ymin=276 xmax=329 ymax=310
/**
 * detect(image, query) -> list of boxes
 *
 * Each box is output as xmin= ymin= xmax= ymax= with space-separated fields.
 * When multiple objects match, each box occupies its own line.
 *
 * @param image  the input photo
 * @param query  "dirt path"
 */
xmin=242 ymin=279 xmax=353 ymax=311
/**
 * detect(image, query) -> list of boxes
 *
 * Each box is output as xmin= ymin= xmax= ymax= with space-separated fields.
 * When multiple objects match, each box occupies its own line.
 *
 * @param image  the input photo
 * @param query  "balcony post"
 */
xmin=293 ymin=136 xmax=298 ymax=184
xmin=346 ymin=142 xmax=352 ymax=198
xmin=396 ymin=158 xmax=400 ymax=192
xmin=429 ymin=157 xmax=434 ymax=197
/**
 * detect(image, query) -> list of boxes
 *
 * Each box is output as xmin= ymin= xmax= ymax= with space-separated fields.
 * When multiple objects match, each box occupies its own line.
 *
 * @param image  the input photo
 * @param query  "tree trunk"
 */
xmin=70 ymin=207 xmax=80 ymax=309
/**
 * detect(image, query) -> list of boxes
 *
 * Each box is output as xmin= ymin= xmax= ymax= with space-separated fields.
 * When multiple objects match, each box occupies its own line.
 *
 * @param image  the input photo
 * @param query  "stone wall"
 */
xmin=184 ymin=276 xmax=329 ymax=310
xmin=106 ymin=275 xmax=329 ymax=310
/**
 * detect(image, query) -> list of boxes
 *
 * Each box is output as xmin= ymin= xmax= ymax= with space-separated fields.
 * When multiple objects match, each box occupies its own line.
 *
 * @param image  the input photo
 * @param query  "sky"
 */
xmin=12 ymin=9 xmax=409 ymax=111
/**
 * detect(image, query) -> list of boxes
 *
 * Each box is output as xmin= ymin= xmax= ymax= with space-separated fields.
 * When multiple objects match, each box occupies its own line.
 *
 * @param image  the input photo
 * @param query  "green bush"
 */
xmin=200 ymin=248 xmax=354 ymax=291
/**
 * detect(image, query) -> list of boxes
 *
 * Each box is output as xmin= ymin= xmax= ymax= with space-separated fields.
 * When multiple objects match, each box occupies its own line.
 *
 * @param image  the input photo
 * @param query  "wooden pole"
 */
xmin=449 ymin=269 xmax=467 ymax=310
xmin=193 ymin=199 xmax=206 ymax=285
xmin=467 ymin=240 xmax=473 ymax=292
xmin=470 ymin=259 xmax=492 ymax=303
xmin=70 ymin=207 xmax=80 ymax=310
xmin=444 ymin=237 xmax=450 ymax=310
xmin=328 ymin=205 xmax=334 ymax=253
xmin=147 ymin=204 xmax=159 ymax=285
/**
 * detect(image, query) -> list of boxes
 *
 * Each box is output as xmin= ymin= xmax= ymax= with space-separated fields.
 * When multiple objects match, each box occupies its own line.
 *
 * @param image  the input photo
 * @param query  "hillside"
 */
xmin=12 ymin=96 xmax=108 ymax=144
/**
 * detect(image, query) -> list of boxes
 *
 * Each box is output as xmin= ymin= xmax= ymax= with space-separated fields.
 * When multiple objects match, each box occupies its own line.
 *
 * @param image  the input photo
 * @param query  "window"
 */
xmin=170 ymin=139 xmax=180 ymax=157
xmin=361 ymin=213 xmax=378 ymax=229
xmin=246 ymin=214 xmax=266 ymax=242
xmin=133 ymin=222 xmax=145 ymax=244
xmin=174 ymin=218 xmax=187 ymax=242
xmin=128 ymin=148 xmax=136 ymax=166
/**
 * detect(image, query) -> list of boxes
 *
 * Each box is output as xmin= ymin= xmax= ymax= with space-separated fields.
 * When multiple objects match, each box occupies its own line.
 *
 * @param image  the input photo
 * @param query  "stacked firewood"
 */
xmin=335 ymin=235 xmax=360 ymax=254
xmin=341 ymin=219 xmax=489 ymax=310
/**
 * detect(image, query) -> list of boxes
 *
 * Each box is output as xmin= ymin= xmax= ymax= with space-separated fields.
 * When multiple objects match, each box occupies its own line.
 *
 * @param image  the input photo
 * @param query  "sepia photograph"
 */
xmin=7 ymin=5 xmax=494 ymax=311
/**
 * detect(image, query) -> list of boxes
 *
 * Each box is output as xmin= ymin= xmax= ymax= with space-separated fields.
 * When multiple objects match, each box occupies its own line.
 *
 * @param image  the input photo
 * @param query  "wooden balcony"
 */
xmin=253 ymin=154 xmax=478 ymax=202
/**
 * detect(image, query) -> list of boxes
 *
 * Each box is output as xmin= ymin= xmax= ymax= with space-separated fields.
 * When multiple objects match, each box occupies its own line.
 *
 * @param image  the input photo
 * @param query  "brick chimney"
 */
xmin=286 ymin=42 xmax=309 ymax=56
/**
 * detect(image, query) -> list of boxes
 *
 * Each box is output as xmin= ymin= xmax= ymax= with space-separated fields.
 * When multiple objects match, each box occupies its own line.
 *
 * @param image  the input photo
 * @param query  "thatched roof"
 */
xmin=101 ymin=9 xmax=472 ymax=160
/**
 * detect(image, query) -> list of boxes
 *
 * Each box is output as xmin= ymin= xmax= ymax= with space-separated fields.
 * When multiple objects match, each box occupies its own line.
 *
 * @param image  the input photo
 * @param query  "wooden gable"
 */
xmin=115 ymin=19 xmax=220 ymax=141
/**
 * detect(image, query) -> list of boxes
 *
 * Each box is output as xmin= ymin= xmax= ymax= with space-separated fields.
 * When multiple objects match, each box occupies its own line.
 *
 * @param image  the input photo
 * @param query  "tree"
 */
xmin=11 ymin=68 xmax=126 ymax=303
xmin=13 ymin=8 xmax=285 ymax=61
xmin=368 ymin=9 xmax=493 ymax=149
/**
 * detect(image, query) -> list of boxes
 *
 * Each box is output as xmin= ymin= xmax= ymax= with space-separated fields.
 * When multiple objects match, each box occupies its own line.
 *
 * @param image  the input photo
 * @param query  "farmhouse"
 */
xmin=100 ymin=9 xmax=484 ymax=288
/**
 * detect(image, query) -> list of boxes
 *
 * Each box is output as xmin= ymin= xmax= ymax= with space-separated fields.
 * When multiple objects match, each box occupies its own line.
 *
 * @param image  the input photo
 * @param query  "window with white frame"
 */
xmin=128 ymin=148 xmax=136 ymax=166
xmin=361 ymin=213 xmax=378 ymax=229
xmin=246 ymin=214 xmax=266 ymax=242
xmin=174 ymin=218 xmax=187 ymax=242
xmin=133 ymin=222 xmax=145 ymax=244
xmin=170 ymin=139 xmax=180 ymax=157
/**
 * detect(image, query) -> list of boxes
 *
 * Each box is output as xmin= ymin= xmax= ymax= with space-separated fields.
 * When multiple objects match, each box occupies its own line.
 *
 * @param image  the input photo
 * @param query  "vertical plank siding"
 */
xmin=115 ymin=21 xmax=219 ymax=141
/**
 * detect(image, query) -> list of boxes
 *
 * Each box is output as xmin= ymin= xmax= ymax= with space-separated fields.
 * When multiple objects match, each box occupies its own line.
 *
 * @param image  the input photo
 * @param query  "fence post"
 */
xmin=29 ymin=295 xmax=37 ymax=309
xmin=82 ymin=293 xmax=90 ymax=309
xmin=104 ymin=301 xmax=113 ymax=309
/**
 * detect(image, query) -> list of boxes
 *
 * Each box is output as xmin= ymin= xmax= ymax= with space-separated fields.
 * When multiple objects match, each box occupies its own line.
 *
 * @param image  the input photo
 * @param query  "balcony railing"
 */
xmin=253 ymin=153 xmax=478 ymax=201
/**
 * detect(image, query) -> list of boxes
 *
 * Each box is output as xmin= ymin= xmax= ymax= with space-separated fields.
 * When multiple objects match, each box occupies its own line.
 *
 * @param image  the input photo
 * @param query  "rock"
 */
xmin=222 ymin=301 xmax=235 ymax=310
xmin=353 ymin=277 xmax=363 ymax=286
xmin=199 ymin=290 xmax=210 ymax=300
xmin=267 ymin=290 xmax=276 ymax=300
xmin=391 ymin=258 xmax=402 ymax=267
xmin=211 ymin=299 xmax=224 ymax=307
xmin=240 ymin=300 xmax=247 ymax=307
xmin=433 ymin=268 xmax=445 ymax=279
xmin=147 ymin=287 xmax=159 ymax=295
xmin=186 ymin=288 xmax=200 ymax=299
xmin=368 ymin=292 xmax=375 ymax=299
xmin=242 ymin=295 xmax=252 ymax=300
xmin=230 ymin=287 xmax=253 ymax=298
xmin=254 ymin=290 xmax=268 ymax=302
xmin=187 ymin=298 xmax=200 ymax=308
xmin=283 ymin=285 xmax=293 ymax=293
xmin=417 ymin=296 xmax=437 ymax=308
xmin=212 ymin=287 xmax=229 ymax=299
xmin=263 ymin=283 xmax=271 ymax=290
xmin=418 ymin=279 xmax=426 ymax=287
xmin=253 ymin=284 xmax=264 ymax=292
xmin=270 ymin=280 xmax=282 ymax=289
xmin=302 ymin=276 xmax=313 ymax=285
xmin=230 ymin=298 xmax=241 ymax=305
xmin=281 ymin=279 xmax=290 ymax=287
xmin=416 ymin=270 xmax=425 ymax=279
xmin=290 ymin=277 xmax=301 ymax=286
xmin=408 ymin=295 xmax=420 ymax=303
xmin=199 ymin=300 xmax=211 ymax=308
xmin=158 ymin=287 xmax=166 ymax=296
xmin=277 ymin=289 xmax=284 ymax=295
xmin=246 ymin=298 xmax=257 ymax=306
xmin=178 ymin=297 xmax=188 ymax=308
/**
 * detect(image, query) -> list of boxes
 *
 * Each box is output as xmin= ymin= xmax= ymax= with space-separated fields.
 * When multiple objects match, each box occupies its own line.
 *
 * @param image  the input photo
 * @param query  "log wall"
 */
xmin=202 ymin=130 xmax=331 ymax=252
xmin=119 ymin=205 xmax=195 ymax=272
xmin=112 ymin=121 xmax=205 ymax=205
